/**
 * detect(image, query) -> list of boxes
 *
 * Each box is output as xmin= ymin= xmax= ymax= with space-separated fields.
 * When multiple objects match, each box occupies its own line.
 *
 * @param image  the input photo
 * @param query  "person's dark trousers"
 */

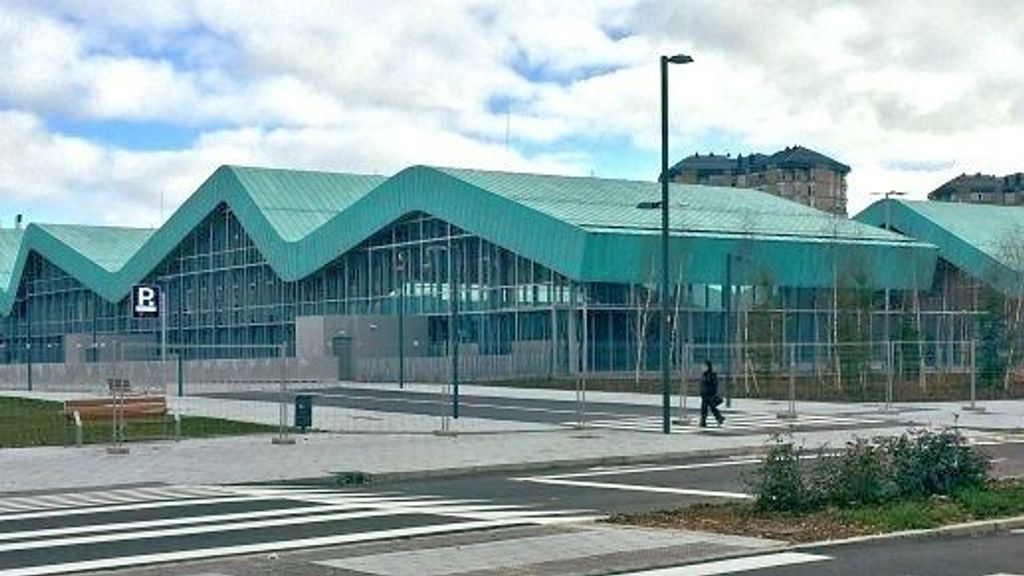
xmin=700 ymin=395 xmax=724 ymax=427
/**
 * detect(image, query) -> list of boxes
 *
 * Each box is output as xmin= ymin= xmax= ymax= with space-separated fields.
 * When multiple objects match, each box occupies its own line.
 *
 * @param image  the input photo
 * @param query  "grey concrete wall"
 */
xmin=297 ymin=314 xmax=430 ymax=360
xmin=63 ymin=334 xmax=160 ymax=364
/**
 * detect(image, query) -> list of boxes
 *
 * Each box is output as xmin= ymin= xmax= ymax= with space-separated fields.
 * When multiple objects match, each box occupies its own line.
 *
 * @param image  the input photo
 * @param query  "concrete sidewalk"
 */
xmin=0 ymin=423 xmax=917 ymax=493
xmin=0 ymin=386 xmax=1020 ymax=493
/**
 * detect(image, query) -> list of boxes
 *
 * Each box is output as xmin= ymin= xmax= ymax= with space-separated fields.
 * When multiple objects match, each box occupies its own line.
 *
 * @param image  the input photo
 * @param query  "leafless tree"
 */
xmin=634 ymin=256 xmax=658 ymax=390
xmin=996 ymin=227 xmax=1024 ymax=393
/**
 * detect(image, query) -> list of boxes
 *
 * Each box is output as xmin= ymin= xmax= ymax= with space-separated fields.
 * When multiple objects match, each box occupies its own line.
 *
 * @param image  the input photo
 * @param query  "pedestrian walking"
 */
xmin=699 ymin=360 xmax=725 ymax=428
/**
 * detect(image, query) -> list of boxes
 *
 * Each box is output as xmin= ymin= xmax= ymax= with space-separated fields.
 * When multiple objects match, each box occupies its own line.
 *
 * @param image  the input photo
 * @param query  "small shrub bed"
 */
xmin=610 ymin=430 xmax=1024 ymax=542
xmin=746 ymin=429 xmax=990 ymax=512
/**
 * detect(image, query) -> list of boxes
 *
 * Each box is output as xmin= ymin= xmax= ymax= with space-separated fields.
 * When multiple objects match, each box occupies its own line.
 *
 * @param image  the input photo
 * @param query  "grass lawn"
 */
xmin=0 ymin=396 xmax=280 ymax=448
xmin=608 ymin=479 xmax=1024 ymax=543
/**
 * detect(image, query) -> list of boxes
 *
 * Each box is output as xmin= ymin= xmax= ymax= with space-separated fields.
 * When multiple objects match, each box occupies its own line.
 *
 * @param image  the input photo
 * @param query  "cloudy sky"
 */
xmin=1 ymin=0 xmax=1022 ymax=227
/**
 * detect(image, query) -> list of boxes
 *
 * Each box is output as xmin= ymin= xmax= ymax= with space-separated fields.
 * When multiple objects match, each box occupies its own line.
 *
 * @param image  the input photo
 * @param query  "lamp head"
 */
xmin=666 ymin=54 xmax=694 ymax=64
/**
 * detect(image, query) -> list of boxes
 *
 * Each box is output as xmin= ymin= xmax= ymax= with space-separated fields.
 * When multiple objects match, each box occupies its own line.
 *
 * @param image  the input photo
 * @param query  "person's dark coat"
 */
xmin=699 ymin=370 xmax=719 ymax=398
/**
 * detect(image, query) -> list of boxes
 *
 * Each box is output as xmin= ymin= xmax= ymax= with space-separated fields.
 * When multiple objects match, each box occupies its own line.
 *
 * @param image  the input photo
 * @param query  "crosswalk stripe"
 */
xmin=0 ymin=508 xmax=419 ymax=553
xmin=612 ymin=552 xmax=831 ymax=575
xmin=0 ymin=494 xmax=280 ymax=523
xmin=0 ymin=488 xmax=595 ymax=555
xmin=0 ymin=518 xmax=532 ymax=576
xmin=968 ymin=433 xmax=1024 ymax=446
xmin=0 ymin=502 xmax=366 ymax=543
xmin=0 ymin=486 xmax=599 ymax=575
xmin=227 ymin=486 xmax=598 ymax=521
xmin=0 ymin=486 xmax=231 ymax=515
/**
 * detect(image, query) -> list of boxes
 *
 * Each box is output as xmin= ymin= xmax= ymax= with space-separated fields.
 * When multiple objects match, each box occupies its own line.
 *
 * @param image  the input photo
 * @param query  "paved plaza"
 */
xmin=1 ymin=385 xmax=1021 ymax=493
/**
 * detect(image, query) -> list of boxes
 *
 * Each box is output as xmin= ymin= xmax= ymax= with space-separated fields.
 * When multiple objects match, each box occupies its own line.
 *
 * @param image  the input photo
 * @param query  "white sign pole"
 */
xmin=160 ymin=287 xmax=168 ymax=396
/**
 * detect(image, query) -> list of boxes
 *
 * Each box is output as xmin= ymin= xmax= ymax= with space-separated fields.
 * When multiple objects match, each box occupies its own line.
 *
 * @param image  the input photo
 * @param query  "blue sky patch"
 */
xmin=48 ymin=117 xmax=200 ymax=151
xmin=508 ymin=48 xmax=623 ymax=86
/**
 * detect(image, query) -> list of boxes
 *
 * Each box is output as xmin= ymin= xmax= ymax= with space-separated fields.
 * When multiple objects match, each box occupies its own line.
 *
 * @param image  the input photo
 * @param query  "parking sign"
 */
xmin=132 ymin=285 xmax=161 ymax=318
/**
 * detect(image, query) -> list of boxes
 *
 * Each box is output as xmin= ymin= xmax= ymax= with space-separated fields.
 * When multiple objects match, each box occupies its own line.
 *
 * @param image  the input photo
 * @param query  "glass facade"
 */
xmin=0 ymin=203 xmax=977 ymax=376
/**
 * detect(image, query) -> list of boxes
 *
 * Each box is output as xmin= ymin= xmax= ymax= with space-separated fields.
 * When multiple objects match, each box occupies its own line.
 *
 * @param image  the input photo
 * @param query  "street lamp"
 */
xmin=659 ymin=53 xmax=693 ymax=434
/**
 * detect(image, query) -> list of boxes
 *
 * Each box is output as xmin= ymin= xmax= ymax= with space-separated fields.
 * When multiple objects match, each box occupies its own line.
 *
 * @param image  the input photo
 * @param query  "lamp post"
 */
xmin=659 ymin=53 xmax=693 ymax=434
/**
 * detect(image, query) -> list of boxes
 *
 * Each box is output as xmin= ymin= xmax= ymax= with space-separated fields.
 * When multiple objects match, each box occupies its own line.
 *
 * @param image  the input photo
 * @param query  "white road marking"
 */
xmin=0 ymin=518 xmax=529 ymax=576
xmin=0 ymin=486 xmax=230 ymax=514
xmin=518 ymin=477 xmax=751 ymax=499
xmin=611 ymin=552 xmax=831 ymax=575
xmin=0 ymin=494 xmax=287 ymax=523
xmin=0 ymin=484 xmax=597 ymax=543
xmin=968 ymin=432 xmax=1024 ymax=446
xmin=0 ymin=495 xmax=591 ymax=554
xmin=0 ymin=503 xmax=368 ymax=542
xmin=0 ymin=486 xmax=600 ymax=575
xmin=543 ymin=459 xmax=762 ymax=480
xmin=0 ymin=508 xmax=403 ymax=553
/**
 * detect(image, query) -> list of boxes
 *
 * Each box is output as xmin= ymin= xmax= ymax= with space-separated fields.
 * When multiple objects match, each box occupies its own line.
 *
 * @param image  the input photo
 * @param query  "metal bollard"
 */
xmin=74 ymin=411 xmax=83 ymax=448
xmin=963 ymin=339 xmax=985 ymax=413
xmin=881 ymin=340 xmax=898 ymax=413
xmin=778 ymin=344 xmax=797 ymax=420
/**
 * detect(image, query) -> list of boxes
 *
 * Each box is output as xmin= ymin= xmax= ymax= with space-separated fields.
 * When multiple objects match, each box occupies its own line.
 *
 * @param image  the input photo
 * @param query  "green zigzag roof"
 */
xmin=856 ymin=199 xmax=1024 ymax=296
xmin=0 ymin=164 xmax=936 ymax=316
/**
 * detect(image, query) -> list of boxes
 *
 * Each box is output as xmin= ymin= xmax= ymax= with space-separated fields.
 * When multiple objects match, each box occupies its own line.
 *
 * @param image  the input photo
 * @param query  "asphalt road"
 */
xmin=0 ymin=483 xmax=596 ymax=575
xmin=381 ymin=455 xmax=757 ymax=514
xmin=378 ymin=441 xmax=1024 ymax=515
xmin=3 ymin=443 xmax=1022 ymax=576
xmin=983 ymin=440 xmax=1024 ymax=478
xmin=644 ymin=531 xmax=1024 ymax=576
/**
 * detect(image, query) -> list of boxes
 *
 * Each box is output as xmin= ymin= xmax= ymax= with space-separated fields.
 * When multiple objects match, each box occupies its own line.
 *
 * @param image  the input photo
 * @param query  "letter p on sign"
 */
xmin=132 ymin=285 xmax=161 ymax=318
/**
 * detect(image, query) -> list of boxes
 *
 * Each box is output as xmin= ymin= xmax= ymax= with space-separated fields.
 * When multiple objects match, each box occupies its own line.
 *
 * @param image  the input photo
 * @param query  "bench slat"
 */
xmin=64 ymin=396 xmax=169 ymax=422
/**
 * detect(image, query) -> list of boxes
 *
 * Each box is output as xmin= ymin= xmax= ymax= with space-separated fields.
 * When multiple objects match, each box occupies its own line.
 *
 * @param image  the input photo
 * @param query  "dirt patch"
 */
xmin=610 ymin=480 xmax=1024 ymax=543
xmin=608 ymin=503 xmax=873 ymax=543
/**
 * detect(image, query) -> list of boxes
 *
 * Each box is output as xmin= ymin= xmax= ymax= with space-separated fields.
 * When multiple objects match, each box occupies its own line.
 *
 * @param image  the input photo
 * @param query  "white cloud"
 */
xmin=2 ymin=0 xmax=1024 ymax=223
xmin=0 ymin=111 xmax=106 ymax=201
xmin=0 ymin=109 xmax=586 ymax=227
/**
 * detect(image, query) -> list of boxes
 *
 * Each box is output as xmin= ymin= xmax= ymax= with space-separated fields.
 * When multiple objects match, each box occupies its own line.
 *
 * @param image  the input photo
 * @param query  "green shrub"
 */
xmin=747 ymin=429 xmax=990 ymax=513
xmin=815 ymin=438 xmax=895 ymax=506
xmin=884 ymin=429 xmax=989 ymax=498
xmin=745 ymin=435 xmax=811 ymax=512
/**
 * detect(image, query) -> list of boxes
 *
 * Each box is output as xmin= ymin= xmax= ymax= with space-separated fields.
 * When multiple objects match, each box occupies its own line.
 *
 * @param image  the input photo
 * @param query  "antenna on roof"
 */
xmin=505 ymin=107 xmax=511 ymax=151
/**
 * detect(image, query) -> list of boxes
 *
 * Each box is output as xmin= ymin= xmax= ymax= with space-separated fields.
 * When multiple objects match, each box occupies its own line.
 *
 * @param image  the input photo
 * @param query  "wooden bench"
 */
xmin=63 ymin=395 xmax=178 ymax=446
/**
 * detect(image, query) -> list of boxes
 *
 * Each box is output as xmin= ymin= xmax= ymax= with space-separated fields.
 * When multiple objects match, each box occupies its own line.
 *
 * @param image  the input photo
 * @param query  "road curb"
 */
xmin=603 ymin=514 xmax=1024 ymax=574
xmin=247 ymin=444 xmax=770 ymax=488
xmin=788 ymin=513 xmax=1024 ymax=551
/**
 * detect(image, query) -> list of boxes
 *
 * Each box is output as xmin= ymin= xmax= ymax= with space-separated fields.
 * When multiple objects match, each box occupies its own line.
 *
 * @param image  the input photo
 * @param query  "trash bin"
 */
xmin=295 ymin=394 xmax=313 ymax=433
